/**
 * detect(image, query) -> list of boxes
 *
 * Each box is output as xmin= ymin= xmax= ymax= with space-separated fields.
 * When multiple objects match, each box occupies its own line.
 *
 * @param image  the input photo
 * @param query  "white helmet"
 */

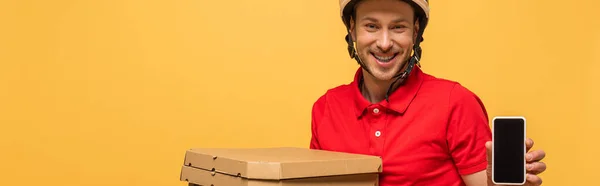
xmin=340 ymin=0 xmax=429 ymax=28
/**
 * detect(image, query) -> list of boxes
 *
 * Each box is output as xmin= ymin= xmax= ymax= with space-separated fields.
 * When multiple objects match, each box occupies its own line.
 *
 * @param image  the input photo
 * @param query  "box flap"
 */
xmin=183 ymin=147 xmax=382 ymax=180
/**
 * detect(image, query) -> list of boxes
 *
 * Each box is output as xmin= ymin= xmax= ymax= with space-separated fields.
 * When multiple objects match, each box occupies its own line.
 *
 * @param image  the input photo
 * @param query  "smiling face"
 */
xmin=350 ymin=0 xmax=420 ymax=82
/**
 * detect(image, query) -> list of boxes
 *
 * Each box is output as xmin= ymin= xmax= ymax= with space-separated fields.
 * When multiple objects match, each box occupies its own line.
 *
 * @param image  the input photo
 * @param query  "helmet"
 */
xmin=340 ymin=0 xmax=429 ymax=29
xmin=338 ymin=0 xmax=430 ymax=102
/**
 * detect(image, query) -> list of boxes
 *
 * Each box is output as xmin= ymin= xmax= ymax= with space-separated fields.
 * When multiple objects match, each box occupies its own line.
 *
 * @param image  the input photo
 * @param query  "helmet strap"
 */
xmin=384 ymin=17 xmax=426 ymax=102
xmin=345 ymin=31 xmax=375 ymax=76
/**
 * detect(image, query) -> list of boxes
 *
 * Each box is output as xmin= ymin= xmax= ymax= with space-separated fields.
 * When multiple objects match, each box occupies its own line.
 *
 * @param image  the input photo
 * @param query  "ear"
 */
xmin=349 ymin=17 xmax=357 ymax=41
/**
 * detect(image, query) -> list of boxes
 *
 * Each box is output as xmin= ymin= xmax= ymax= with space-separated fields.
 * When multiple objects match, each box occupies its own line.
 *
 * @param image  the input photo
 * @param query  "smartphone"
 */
xmin=492 ymin=116 xmax=526 ymax=185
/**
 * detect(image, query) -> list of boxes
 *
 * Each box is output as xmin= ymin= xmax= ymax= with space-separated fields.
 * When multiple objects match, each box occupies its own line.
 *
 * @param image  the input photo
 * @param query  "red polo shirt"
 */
xmin=310 ymin=66 xmax=492 ymax=186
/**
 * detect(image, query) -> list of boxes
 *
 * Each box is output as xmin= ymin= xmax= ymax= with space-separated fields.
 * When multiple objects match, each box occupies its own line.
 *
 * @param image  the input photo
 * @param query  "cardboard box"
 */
xmin=180 ymin=147 xmax=382 ymax=186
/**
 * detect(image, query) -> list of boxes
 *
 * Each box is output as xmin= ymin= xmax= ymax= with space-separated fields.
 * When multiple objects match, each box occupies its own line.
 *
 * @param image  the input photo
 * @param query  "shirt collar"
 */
xmin=352 ymin=66 xmax=424 ymax=117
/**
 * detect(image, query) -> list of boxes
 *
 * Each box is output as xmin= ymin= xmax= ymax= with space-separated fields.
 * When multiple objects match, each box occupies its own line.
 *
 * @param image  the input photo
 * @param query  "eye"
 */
xmin=392 ymin=25 xmax=406 ymax=29
xmin=365 ymin=23 xmax=378 ymax=31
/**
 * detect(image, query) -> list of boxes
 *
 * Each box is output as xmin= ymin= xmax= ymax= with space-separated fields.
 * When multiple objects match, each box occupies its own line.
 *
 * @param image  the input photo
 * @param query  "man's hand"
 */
xmin=485 ymin=138 xmax=547 ymax=185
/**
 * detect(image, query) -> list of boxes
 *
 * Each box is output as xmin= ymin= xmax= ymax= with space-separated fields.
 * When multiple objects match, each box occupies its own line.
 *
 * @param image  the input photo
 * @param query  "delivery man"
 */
xmin=309 ymin=0 xmax=547 ymax=185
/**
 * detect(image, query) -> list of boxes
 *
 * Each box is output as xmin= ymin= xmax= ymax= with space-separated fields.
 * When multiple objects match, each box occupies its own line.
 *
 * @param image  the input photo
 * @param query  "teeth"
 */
xmin=373 ymin=54 xmax=395 ymax=62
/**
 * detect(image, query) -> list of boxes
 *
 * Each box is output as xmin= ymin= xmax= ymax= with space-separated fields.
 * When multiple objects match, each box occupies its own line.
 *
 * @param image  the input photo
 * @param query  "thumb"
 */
xmin=485 ymin=141 xmax=494 ymax=185
xmin=485 ymin=141 xmax=492 ymax=172
xmin=485 ymin=141 xmax=492 ymax=163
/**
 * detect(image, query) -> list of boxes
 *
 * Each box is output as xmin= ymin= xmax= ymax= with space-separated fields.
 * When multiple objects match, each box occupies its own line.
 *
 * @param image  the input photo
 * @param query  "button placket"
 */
xmin=365 ymin=104 xmax=386 ymax=156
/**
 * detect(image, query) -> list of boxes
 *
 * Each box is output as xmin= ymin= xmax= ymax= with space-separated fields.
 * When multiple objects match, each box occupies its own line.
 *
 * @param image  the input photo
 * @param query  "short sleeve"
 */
xmin=310 ymin=94 xmax=327 ymax=150
xmin=446 ymin=84 xmax=492 ymax=175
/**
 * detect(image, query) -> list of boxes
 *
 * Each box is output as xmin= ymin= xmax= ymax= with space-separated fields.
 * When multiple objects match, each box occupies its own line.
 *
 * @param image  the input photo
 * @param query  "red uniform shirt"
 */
xmin=310 ymin=66 xmax=492 ymax=186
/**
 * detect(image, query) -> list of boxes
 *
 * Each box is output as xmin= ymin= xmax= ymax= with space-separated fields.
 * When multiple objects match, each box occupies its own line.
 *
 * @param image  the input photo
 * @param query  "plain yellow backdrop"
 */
xmin=1 ymin=0 xmax=598 ymax=185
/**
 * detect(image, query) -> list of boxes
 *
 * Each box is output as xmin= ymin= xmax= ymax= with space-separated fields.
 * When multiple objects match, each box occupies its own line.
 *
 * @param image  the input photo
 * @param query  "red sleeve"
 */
xmin=310 ymin=94 xmax=327 ymax=150
xmin=446 ymin=84 xmax=492 ymax=175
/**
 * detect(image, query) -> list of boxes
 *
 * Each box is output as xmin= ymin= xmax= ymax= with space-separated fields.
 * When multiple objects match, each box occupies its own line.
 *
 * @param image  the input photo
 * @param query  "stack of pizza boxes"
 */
xmin=180 ymin=147 xmax=383 ymax=186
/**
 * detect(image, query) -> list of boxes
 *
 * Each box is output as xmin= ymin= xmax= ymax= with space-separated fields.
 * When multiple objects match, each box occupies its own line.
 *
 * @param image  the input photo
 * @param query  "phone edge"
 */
xmin=491 ymin=116 xmax=527 ymax=185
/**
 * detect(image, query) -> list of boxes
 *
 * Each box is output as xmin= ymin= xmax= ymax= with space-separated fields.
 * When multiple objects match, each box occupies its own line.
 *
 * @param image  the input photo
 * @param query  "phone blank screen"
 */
xmin=493 ymin=117 xmax=525 ymax=184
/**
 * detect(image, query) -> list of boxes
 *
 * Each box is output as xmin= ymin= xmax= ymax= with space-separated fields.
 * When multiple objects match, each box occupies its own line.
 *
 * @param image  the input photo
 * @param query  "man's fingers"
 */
xmin=526 ymin=150 xmax=546 ymax=162
xmin=527 ymin=162 xmax=547 ymax=174
xmin=526 ymin=138 xmax=534 ymax=151
xmin=526 ymin=174 xmax=543 ymax=185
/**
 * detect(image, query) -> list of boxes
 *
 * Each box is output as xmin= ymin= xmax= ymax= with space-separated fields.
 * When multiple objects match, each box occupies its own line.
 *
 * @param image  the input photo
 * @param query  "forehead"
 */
xmin=354 ymin=0 xmax=415 ymax=20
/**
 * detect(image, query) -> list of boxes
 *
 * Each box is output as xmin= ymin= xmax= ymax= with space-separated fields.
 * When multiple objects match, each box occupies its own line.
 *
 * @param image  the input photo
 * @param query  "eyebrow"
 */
xmin=360 ymin=16 xmax=408 ymax=23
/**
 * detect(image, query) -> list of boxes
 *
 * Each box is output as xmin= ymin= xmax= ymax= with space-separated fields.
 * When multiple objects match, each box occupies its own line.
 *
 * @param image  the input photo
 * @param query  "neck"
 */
xmin=360 ymin=71 xmax=401 ymax=103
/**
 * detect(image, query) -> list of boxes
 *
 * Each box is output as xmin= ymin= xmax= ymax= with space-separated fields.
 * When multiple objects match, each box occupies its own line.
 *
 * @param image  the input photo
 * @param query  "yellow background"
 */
xmin=1 ymin=0 xmax=598 ymax=185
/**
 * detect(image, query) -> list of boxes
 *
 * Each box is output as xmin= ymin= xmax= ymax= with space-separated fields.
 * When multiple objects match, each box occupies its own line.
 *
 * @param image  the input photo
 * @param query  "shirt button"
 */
xmin=373 ymin=108 xmax=380 ymax=114
xmin=375 ymin=131 xmax=381 ymax=137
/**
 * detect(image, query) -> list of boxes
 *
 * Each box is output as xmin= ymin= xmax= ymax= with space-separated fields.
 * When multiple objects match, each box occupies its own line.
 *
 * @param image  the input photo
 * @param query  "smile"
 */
xmin=371 ymin=52 xmax=398 ymax=63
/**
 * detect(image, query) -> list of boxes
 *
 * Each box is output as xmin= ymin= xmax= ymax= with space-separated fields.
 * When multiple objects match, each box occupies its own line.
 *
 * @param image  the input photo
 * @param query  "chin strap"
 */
xmin=384 ymin=45 xmax=420 ymax=102
xmin=345 ymin=32 xmax=374 ymax=76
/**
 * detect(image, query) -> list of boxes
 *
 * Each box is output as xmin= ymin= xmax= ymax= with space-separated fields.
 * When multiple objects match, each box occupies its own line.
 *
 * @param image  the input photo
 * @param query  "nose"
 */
xmin=377 ymin=31 xmax=393 ymax=52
